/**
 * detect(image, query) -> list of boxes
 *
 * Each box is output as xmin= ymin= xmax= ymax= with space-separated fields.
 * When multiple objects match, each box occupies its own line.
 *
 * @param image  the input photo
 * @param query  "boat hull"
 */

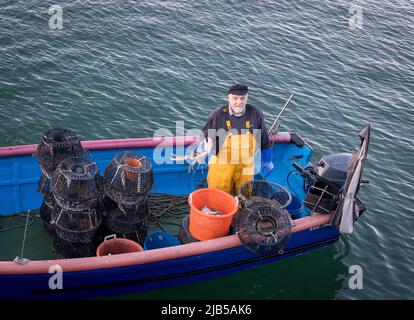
xmin=0 ymin=225 xmax=339 ymax=300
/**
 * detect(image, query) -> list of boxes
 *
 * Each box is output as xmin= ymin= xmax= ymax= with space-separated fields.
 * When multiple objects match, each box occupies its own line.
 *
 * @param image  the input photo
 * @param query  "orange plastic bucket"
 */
xmin=96 ymin=235 xmax=144 ymax=256
xmin=188 ymin=188 xmax=239 ymax=241
xmin=125 ymin=157 xmax=142 ymax=180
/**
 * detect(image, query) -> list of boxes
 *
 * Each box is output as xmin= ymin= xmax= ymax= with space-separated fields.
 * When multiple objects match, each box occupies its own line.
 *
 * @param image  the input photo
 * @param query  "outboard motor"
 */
xmin=293 ymin=153 xmax=352 ymax=214
xmin=316 ymin=153 xmax=352 ymax=188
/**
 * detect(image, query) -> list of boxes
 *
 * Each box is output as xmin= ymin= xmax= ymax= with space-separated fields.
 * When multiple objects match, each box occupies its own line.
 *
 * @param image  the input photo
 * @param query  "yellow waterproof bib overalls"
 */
xmin=207 ymin=109 xmax=256 ymax=194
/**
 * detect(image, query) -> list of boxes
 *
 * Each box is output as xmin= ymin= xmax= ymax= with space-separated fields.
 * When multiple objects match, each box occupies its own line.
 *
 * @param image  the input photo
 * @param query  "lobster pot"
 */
xmin=51 ymin=205 xmax=103 ymax=243
xmin=39 ymin=201 xmax=55 ymax=234
xmin=238 ymin=180 xmax=292 ymax=209
xmin=115 ymin=226 xmax=148 ymax=246
xmin=96 ymin=212 xmax=148 ymax=246
xmin=37 ymin=174 xmax=56 ymax=208
xmin=127 ymin=225 xmax=147 ymax=245
xmin=34 ymin=128 xmax=84 ymax=177
xmin=103 ymin=152 xmax=153 ymax=205
xmin=53 ymin=237 xmax=96 ymax=259
xmin=51 ymin=157 xmax=102 ymax=211
xmin=234 ymin=201 xmax=292 ymax=255
xmin=103 ymin=196 xmax=150 ymax=234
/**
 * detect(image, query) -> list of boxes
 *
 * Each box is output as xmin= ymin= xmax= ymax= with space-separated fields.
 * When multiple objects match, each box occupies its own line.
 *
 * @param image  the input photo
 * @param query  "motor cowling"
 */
xmin=316 ymin=153 xmax=352 ymax=188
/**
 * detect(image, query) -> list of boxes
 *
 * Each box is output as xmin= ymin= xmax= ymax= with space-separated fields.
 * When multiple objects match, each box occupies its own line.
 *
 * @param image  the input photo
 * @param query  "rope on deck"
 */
xmin=0 ymin=193 xmax=190 ymax=234
xmin=0 ymin=212 xmax=36 ymax=233
xmin=147 ymin=193 xmax=190 ymax=231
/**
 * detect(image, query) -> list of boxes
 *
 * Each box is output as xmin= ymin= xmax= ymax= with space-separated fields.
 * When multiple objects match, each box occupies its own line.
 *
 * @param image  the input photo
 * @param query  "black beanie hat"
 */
xmin=228 ymin=83 xmax=248 ymax=95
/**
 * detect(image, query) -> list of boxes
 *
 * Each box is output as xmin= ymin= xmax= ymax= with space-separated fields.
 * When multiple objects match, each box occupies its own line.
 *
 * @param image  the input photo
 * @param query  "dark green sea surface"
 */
xmin=0 ymin=0 xmax=413 ymax=299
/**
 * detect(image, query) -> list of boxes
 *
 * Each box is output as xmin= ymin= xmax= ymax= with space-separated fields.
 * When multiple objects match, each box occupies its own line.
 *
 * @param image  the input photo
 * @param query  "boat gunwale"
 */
xmin=0 ymin=133 xmax=292 ymax=158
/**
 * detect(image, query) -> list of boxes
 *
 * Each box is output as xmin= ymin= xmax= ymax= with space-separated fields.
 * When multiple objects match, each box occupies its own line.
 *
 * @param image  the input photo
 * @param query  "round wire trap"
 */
xmin=37 ymin=174 xmax=56 ymax=208
xmin=238 ymin=180 xmax=292 ymax=209
xmin=51 ymin=205 xmax=103 ymax=243
xmin=53 ymin=237 xmax=96 ymax=259
xmin=93 ymin=221 xmax=148 ymax=247
xmin=119 ymin=225 xmax=148 ymax=246
xmin=51 ymin=157 xmax=102 ymax=211
xmin=103 ymin=152 xmax=153 ymax=205
xmin=234 ymin=201 xmax=292 ymax=255
xmin=39 ymin=200 xmax=55 ymax=234
xmin=103 ymin=197 xmax=149 ymax=234
xmin=34 ymin=128 xmax=84 ymax=177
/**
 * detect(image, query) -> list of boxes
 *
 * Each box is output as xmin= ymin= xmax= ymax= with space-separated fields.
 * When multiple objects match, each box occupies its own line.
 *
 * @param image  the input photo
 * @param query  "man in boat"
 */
xmin=196 ymin=83 xmax=274 ymax=194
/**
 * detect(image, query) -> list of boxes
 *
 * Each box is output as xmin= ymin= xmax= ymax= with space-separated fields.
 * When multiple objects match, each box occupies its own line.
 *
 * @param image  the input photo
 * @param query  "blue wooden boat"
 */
xmin=0 ymin=130 xmax=369 ymax=300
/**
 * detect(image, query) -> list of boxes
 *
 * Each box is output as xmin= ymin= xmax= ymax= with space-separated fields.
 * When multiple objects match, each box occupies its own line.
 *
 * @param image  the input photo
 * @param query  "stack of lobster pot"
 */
xmin=50 ymin=157 xmax=103 ymax=258
xmin=102 ymin=151 xmax=153 ymax=245
xmin=34 ymin=128 xmax=85 ymax=233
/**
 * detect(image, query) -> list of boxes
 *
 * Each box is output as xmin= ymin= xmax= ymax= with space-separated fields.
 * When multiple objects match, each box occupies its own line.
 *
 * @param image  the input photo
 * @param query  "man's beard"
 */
xmin=233 ymin=104 xmax=246 ymax=116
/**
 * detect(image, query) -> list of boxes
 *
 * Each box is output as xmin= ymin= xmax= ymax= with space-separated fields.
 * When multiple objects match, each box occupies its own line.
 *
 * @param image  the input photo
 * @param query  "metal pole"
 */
xmin=268 ymin=94 xmax=294 ymax=134
xmin=14 ymin=210 xmax=31 ymax=265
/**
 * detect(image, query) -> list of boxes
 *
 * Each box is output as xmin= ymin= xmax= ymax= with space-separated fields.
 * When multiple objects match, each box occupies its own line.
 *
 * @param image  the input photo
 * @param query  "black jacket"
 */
xmin=201 ymin=104 xmax=270 ymax=155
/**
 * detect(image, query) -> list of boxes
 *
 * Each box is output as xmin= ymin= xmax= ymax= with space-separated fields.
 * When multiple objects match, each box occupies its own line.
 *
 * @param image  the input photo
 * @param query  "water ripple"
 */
xmin=0 ymin=0 xmax=413 ymax=299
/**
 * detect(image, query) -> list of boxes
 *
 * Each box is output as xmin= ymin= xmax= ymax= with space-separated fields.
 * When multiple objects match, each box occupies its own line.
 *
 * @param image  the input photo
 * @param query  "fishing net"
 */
xmin=34 ymin=128 xmax=85 ymax=177
xmin=51 ymin=157 xmax=102 ymax=211
xmin=53 ymin=237 xmax=96 ymax=259
xmin=103 ymin=152 xmax=153 ymax=205
xmin=37 ymin=174 xmax=56 ymax=208
xmin=103 ymin=196 xmax=150 ymax=234
xmin=51 ymin=205 xmax=103 ymax=243
xmin=238 ymin=180 xmax=292 ymax=209
xmin=234 ymin=201 xmax=292 ymax=255
xmin=146 ymin=193 xmax=189 ymax=231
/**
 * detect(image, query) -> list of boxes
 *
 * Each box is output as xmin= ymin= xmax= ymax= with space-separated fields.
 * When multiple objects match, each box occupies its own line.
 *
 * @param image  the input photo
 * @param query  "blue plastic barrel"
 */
xmin=144 ymin=231 xmax=181 ymax=250
xmin=287 ymin=194 xmax=307 ymax=219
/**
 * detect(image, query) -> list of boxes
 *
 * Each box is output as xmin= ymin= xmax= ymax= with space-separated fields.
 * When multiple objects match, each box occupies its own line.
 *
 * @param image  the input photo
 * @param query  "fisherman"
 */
xmin=195 ymin=83 xmax=274 ymax=194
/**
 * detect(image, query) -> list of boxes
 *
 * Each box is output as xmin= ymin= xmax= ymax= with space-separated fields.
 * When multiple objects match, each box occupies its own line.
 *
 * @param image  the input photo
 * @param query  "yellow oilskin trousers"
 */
xmin=207 ymin=120 xmax=256 ymax=194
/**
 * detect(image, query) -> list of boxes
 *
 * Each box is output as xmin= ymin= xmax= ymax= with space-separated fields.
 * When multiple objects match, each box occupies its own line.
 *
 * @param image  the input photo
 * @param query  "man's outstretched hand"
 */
xmin=260 ymin=148 xmax=274 ymax=179
xmin=260 ymin=161 xmax=274 ymax=178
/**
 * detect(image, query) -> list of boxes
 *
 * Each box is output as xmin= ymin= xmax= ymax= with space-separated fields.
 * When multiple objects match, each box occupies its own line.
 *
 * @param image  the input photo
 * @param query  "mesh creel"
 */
xmin=103 ymin=152 xmax=153 ymax=205
xmin=103 ymin=196 xmax=150 ymax=234
xmin=118 ymin=196 xmax=150 ymax=216
xmin=122 ymin=227 xmax=148 ymax=246
xmin=39 ymin=200 xmax=55 ymax=234
xmin=34 ymin=128 xmax=84 ymax=176
xmin=51 ymin=205 xmax=103 ymax=243
xmin=37 ymin=174 xmax=56 ymax=208
xmin=51 ymin=157 xmax=102 ymax=211
xmin=238 ymin=180 xmax=292 ymax=209
xmin=94 ymin=221 xmax=148 ymax=246
xmin=234 ymin=201 xmax=292 ymax=255
xmin=53 ymin=237 xmax=96 ymax=259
